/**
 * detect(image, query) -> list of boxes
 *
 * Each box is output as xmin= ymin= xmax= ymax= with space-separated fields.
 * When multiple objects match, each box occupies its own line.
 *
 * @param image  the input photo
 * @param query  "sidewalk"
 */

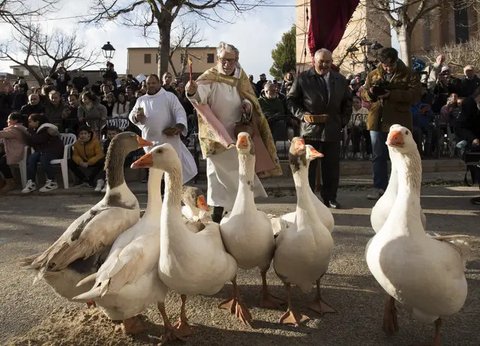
xmin=5 ymin=158 xmax=471 ymax=197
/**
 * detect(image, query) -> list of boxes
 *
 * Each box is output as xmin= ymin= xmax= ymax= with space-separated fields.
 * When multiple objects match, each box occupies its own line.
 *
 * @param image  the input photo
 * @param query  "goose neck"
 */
xmin=105 ymin=146 xmax=127 ymax=189
xmin=163 ymin=167 xmax=183 ymax=218
xmin=144 ymin=168 xmax=163 ymax=217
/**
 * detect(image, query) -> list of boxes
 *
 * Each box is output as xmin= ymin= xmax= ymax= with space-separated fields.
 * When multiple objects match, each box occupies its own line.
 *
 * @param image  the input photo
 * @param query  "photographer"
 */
xmin=360 ymin=47 xmax=421 ymax=200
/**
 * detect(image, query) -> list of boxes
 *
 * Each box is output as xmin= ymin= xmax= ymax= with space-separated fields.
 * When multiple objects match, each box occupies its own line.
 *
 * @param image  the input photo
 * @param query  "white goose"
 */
xmin=273 ymin=138 xmax=335 ymax=326
xmin=219 ymin=132 xmax=278 ymax=326
xmin=270 ymin=144 xmax=334 ymax=236
xmin=73 ymin=166 xmax=177 ymax=339
xmin=370 ymin=147 xmax=426 ymax=233
xmin=22 ymin=132 xmax=150 ymax=301
xmin=134 ymin=143 xmax=237 ymax=336
xmin=365 ymin=124 xmax=468 ymax=345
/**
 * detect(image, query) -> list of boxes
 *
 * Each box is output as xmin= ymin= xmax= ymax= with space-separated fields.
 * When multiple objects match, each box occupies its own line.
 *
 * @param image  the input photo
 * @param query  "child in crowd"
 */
xmin=69 ymin=125 xmax=105 ymax=191
xmin=348 ymin=95 xmax=371 ymax=159
xmin=22 ymin=113 xmax=64 ymax=193
xmin=0 ymin=112 xmax=29 ymax=193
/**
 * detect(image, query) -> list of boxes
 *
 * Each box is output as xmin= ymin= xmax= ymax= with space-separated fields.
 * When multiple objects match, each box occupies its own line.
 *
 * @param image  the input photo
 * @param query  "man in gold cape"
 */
xmin=187 ymin=42 xmax=281 ymax=222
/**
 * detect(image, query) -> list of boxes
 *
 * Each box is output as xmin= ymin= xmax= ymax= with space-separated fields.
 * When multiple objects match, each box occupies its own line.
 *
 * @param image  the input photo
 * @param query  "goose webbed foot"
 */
xmin=172 ymin=319 xmax=194 ymax=338
xmin=279 ymin=309 xmax=309 ymax=327
xmin=382 ymin=296 xmax=399 ymax=336
xmin=118 ymin=315 xmax=148 ymax=335
xmin=219 ymin=297 xmax=253 ymax=327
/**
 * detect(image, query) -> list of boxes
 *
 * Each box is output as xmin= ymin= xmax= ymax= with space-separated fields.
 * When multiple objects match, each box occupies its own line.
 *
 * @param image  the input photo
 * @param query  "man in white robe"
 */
xmin=186 ymin=42 xmax=280 ymax=222
xmin=129 ymin=74 xmax=197 ymax=183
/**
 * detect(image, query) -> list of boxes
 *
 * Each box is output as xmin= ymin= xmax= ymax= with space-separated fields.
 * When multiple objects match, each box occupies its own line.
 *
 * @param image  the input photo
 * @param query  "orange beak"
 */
xmin=308 ymin=147 xmax=324 ymax=158
xmin=131 ymin=152 xmax=153 ymax=169
xmin=136 ymin=136 xmax=153 ymax=148
xmin=387 ymin=130 xmax=404 ymax=146
xmin=196 ymin=195 xmax=209 ymax=211
xmin=236 ymin=134 xmax=249 ymax=149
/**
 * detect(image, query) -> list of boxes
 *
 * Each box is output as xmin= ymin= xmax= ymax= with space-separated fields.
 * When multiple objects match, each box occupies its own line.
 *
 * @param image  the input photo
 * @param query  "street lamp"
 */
xmin=101 ymin=41 xmax=116 ymax=61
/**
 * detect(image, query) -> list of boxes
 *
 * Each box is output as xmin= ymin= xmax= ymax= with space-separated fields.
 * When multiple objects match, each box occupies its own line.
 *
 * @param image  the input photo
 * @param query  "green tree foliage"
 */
xmin=270 ymin=25 xmax=296 ymax=80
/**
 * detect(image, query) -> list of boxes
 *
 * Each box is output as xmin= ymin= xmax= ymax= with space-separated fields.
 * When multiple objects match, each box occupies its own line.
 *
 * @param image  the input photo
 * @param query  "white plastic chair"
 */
xmin=106 ymin=117 xmax=130 ymax=131
xmin=50 ymin=133 xmax=77 ymax=189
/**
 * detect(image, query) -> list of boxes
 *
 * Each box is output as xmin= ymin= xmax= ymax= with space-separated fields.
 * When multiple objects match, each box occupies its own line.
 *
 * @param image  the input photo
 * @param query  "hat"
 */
xmin=440 ymin=66 xmax=450 ymax=73
xmin=464 ymin=65 xmax=474 ymax=72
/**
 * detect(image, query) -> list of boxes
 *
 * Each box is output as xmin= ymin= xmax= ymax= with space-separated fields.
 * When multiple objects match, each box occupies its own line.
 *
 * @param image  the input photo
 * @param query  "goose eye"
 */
xmin=405 ymin=130 xmax=409 ymax=135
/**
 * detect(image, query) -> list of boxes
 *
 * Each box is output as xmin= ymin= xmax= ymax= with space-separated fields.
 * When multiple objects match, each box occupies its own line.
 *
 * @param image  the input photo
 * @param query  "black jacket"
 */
xmin=287 ymin=68 xmax=351 ymax=141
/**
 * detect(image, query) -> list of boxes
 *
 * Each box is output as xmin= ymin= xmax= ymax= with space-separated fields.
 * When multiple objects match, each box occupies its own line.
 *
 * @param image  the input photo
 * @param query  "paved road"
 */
xmin=0 ymin=184 xmax=479 ymax=345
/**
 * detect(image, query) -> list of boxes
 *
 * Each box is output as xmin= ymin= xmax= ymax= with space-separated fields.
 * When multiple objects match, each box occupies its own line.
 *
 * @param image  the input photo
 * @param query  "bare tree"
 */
xmin=168 ymin=21 xmax=203 ymax=79
xmin=84 ymin=0 xmax=263 ymax=76
xmin=422 ymin=36 xmax=480 ymax=73
xmin=0 ymin=0 xmax=55 ymax=25
xmin=0 ymin=23 xmax=100 ymax=85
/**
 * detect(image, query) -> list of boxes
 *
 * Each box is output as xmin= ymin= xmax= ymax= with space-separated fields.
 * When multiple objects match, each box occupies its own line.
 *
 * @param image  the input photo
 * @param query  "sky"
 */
xmin=0 ymin=1 xmax=296 ymax=81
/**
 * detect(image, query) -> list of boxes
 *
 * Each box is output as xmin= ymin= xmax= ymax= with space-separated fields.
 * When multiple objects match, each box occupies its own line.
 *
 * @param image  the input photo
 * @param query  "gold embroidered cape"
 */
xmin=194 ymin=67 xmax=282 ymax=177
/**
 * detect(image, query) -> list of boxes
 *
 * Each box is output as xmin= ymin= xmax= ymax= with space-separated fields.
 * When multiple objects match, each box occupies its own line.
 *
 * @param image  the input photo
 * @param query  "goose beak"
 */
xmin=136 ymin=136 xmax=153 ymax=148
xmin=196 ymin=195 xmax=209 ymax=211
xmin=131 ymin=152 xmax=153 ymax=169
xmin=308 ymin=147 xmax=324 ymax=159
xmin=236 ymin=133 xmax=249 ymax=149
xmin=386 ymin=130 xmax=404 ymax=147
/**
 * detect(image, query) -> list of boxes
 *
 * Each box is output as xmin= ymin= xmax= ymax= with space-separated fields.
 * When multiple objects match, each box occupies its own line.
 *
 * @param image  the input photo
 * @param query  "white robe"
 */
xmin=189 ymin=67 xmax=267 ymax=210
xmin=129 ymin=88 xmax=197 ymax=184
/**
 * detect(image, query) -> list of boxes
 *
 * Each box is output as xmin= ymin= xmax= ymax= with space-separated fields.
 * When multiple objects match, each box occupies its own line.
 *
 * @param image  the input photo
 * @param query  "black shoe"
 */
xmin=212 ymin=206 xmax=224 ymax=223
xmin=471 ymin=197 xmax=480 ymax=205
xmin=327 ymin=200 xmax=341 ymax=209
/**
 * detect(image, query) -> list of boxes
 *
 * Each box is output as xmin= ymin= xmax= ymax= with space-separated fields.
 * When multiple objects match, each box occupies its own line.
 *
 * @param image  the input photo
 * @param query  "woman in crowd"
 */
xmin=111 ymin=92 xmax=130 ymax=118
xmin=22 ymin=113 xmax=64 ymax=193
xmin=0 ymin=112 xmax=29 ymax=193
xmin=78 ymin=91 xmax=107 ymax=140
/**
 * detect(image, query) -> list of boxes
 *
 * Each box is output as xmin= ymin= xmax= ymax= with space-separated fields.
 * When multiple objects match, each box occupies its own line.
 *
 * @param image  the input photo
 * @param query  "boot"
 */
xmin=212 ymin=206 xmax=224 ymax=223
xmin=0 ymin=178 xmax=17 ymax=194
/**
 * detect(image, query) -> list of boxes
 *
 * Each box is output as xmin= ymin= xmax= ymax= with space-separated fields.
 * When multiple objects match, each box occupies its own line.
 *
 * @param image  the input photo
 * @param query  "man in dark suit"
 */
xmin=287 ymin=48 xmax=352 ymax=209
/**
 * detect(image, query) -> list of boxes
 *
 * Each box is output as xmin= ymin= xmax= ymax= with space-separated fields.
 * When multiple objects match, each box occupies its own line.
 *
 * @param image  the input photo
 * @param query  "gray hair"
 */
xmin=314 ymin=48 xmax=332 ymax=60
xmin=217 ymin=42 xmax=239 ymax=58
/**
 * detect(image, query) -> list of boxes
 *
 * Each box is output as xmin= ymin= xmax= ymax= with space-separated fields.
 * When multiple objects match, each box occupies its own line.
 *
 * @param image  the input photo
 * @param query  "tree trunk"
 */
xmin=396 ymin=26 xmax=412 ymax=67
xmin=158 ymin=20 xmax=172 ymax=78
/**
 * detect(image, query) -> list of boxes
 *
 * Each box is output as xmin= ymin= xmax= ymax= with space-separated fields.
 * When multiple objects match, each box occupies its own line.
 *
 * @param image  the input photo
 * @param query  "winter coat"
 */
xmin=287 ymin=68 xmax=352 ymax=142
xmin=72 ymin=136 xmax=104 ymax=166
xmin=27 ymin=123 xmax=64 ymax=158
xmin=360 ymin=59 xmax=421 ymax=132
xmin=0 ymin=124 xmax=28 ymax=164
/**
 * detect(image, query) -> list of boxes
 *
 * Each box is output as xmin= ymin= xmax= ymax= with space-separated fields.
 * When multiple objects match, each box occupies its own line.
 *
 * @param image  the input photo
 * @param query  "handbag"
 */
xmin=234 ymin=111 xmax=255 ymax=137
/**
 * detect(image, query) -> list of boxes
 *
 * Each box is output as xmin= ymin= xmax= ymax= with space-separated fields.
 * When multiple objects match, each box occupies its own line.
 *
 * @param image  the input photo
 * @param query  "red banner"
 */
xmin=307 ymin=0 xmax=360 ymax=56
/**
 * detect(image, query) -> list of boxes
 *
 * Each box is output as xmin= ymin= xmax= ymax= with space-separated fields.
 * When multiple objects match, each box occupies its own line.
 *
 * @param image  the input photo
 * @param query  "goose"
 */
xmin=273 ymin=138 xmax=335 ymax=326
xmin=370 ymin=147 xmax=427 ymax=233
xmin=73 ymin=166 xmax=178 ymax=340
xmin=218 ymin=132 xmax=278 ymax=326
xmin=270 ymin=144 xmax=334 ymax=236
xmin=133 ymin=143 xmax=237 ymax=336
xmin=181 ymin=185 xmax=210 ymax=223
xmin=22 ymin=132 xmax=151 ymax=302
xmin=365 ymin=124 xmax=468 ymax=345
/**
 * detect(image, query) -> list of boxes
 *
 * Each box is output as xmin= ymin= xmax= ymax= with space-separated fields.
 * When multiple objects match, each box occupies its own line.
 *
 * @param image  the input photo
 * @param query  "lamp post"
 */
xmin=101 ymin=41 xmax=116 ymax=61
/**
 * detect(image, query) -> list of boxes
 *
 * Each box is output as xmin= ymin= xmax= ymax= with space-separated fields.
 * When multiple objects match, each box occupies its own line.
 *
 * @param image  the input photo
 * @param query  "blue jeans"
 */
xmin=27 ymin=151 xmax=58 ymax=181
xmin=370 ymin=131 xmax=389 ymax=190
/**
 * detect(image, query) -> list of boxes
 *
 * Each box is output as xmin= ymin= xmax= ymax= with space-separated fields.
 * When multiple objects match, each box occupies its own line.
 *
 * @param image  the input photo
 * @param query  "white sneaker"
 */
xmin=21 ymin=180 xmax=37 ymax=194
xmin=101 ymin=185 xmax=107 ymax=193
xmin=39 ymin=179 xmax=58 ymax=192
xmin=95 ymin=179 xmax=105 ymax=192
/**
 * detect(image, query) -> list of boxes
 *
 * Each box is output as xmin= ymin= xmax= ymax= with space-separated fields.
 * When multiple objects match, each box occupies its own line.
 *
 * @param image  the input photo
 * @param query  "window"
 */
xmin=207 ymin=53 xmax=214 ymax=63
xmin=144 ymin=53 xmax=152 ymax=64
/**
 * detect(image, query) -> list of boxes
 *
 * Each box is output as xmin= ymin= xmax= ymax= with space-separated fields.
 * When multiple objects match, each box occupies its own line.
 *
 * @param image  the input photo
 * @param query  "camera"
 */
xmin=370 ymin=80 xmax=390 ymax=98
